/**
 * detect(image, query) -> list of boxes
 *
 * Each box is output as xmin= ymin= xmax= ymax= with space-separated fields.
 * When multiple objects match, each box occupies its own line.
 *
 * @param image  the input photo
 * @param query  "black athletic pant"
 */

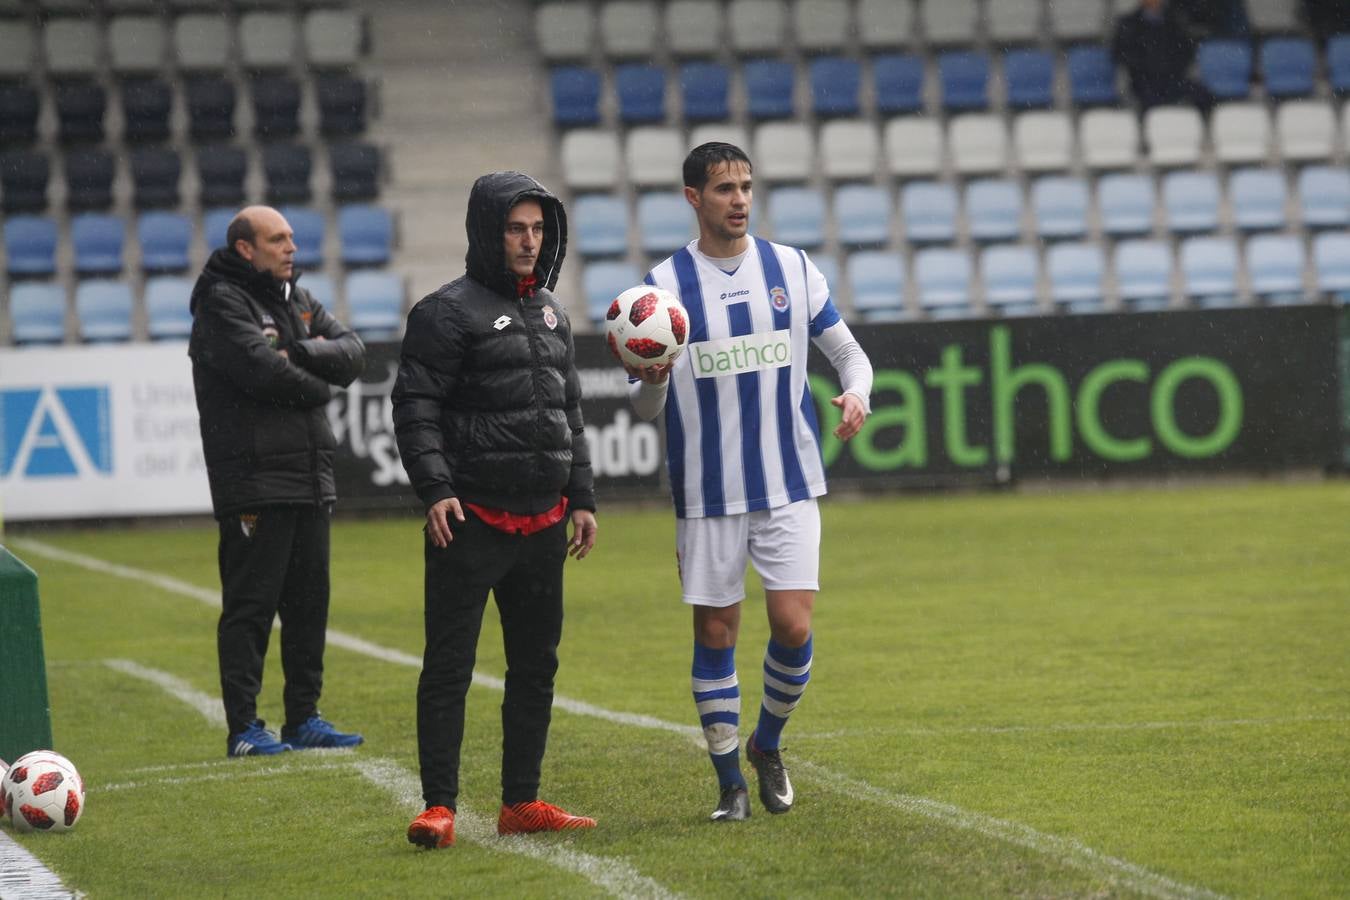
xmin=217 ymin=504 xmax=331 ymax=736
xmin=417 ymin=511 xmax=567 ymax=811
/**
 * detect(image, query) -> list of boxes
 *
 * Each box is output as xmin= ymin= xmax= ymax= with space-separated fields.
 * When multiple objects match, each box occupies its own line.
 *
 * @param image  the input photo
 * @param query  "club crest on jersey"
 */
xmin=770 ymin=286 xmax=789 ymax=311
xmin=542 ymin=305 xmax=558 ymax=330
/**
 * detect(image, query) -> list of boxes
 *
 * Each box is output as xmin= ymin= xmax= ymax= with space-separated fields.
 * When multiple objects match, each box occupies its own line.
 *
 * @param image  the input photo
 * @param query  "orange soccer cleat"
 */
xmin=497 ymin=800 xmax=597 ymax=835
xmin=407 ymin=805 xmax=455 ymax=849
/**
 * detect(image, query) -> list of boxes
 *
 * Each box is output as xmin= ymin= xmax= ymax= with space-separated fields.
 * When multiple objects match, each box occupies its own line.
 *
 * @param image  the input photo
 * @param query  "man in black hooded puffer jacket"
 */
xmin=189 ymin=205 xmax=367 ymax=758
xmin=395 ymin=172 xmax=598 ymax=849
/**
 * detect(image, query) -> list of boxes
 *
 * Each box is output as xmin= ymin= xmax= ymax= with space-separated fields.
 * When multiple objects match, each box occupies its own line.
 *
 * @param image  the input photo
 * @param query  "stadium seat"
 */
xmin=9 ymin=282 xmax=67 ymax=344
xmin=303 ymin=8 xmax=363 ymax=69
xmin=174 ymin=13 xmax=232 ymax=72
xmin=810 ymin=57 xmax=861 ymax=118
xmin=109 ymin=15 xmax=167 ymax=75
xmin=1247 ymin=0 xmax=1300 ymax=32
xmin=901 ymin=181 xmax=958 ymax=244
xmin=819 ymin=119 xmax=878 ymax=180
xmin=282 ymin=206 xmax=325 ymax=269
xmin=1014 ymin=111 xmax=1074 ymax=172
xmin=884 ymin=117 xmax=942 ymax=178
xmin=665 ymin=0 xmax=722 ymax=57
xmin=583 ymin=260 xmax=642 ymax=322
xmin=550 ymin=67 xmax=601 ymax=128
xmin=121 ymin=77 xmax=173 ymax=143
xmin=1145 ymin=106 xmax=1203 ymax=167
xmin=1162 ymin=171 xmax=1221 ymax=233
xmin=5 ymin=215 xmax=58 ymax=277
xmin=1047 ymin=242 xmax=1106 ymax=314
xmin=680 ymin=62 xmax=730 ymax=121
xmin=262 ymin=144 xmax=313 ymax=204
xmin=938 ymin=51 xmax=989 ymax=111
xmin=846 ymin=250 xmax=907 ymax=321
xmin=1180 ymin=236 xmax=1240 ymax=307
xmin=1229 ymin=168 xmax=1287 ymax=231
xmin=0 ymin=83 xmax=39 ymax=146
xmin=965 ymin=179 xmax=1023 ymax=243
xmin=561 ymin=130 xmax=621 ymax=190
xmin=251 ymin=75 xmax=302 ymax=140
xmin=1298 ymin=166 xmax=1350 ymax=229
xmin=345 ymin=270 xmax=405 ymax=340
xmin=1079 ymin=108 xmax=1139 ymax=169
xmin=1312 ymin=231 xmax=1350 ymax=299
xmin=71 ymin=214 xmax=125 ymax=276
xmin=573 ymin=194 xmax=629 ymax=258
xmin=1197 ymin=39 xmax=1254 ymax=100
xmin=626 ymin=127 xmax=683 ymax=186
xmin=301 ymin=272 xmax=336 ymax=309
xmin=1050 ymin=0 xmax=1106 ymax=42
xmin=197 ymin=145 xmax=248 ymax=208
xmin=535 ymin=2 xmax=593 ymax=61
xmin=1328 ymin=35 xmax=1350 ymax=95
xmin=1260 ymin=37 xmax=1315 ymax=99
xmin=55 ymin=82 xmax=107 ymax=144
xmin=987 ymin=0 xmax=1041 ymax=43
xmin=1067 ymin=45 xmax=1119 ymax=107
xmin=1276 ymin=101 xmax=1335 ymax=162
xmin=745 ymin=59 xmax=796 ymax=120
xmin=126 ymin=147 xmax=179 ymax=212
xmin=857 ymin=0 xmax=914 ymax=49
xmin=144 ymin=276 xmax=195 ymax=340
xmin=834 ymin=184 xmax=892 ymax=249
xmin=637 ymin=192 xmax=694 ymax=255
xmin=915 ymin=248 xmax=973 ymax=318
xmin=186 ymin=76 xmax=238 ymax=141
xmin=1245 ymin=234 xmax=1305 ymax=303
xmin=812 ymin=253 xmax=840 ymax=295
xmin=316 ymin=74 xmax=369 ymax=137
xmin=75 ymin=280 xmax=135 ymax=342
xmin=601 ymin=1 xmax=660 ymax=58
xmin=1032 ymin=176 xmax=1089 ymax=240
xmin=239 ymin=12 xmax=297 ymax=72
xmin=44 ymin=17 xmax=100 ymax=79
xmin=138 ymin=211 xmax=192 ymax=272
xmin=1004 ymin=49 xmax=1054 ymax=110
xmin=949 ymin=114 xmax=1007 ymax=175
xmin=980 ymin=244 xmax=1039 ymax=316
xmin=728 ymin=0 xmax=787 ymax=54
xmin=753 ymin=121 xmax=813 ymax=182
xmin=0 ymin=150 xmax=49 ymax=213
xmin=1099 ymin=172 xmax=1158 ymax=236
xmin=328 ymin=142 xmax=380 ymax=202
xmin=873 ymin=53 xmax=924 ymax=115
xmin=691 ymin=123 xmax=750 ymax=156
xmin=335 ymin=205 xmax=392 ymax=267
xmin=0 ymin=20 xmax=36 ymax=81
xmin=1114 ymin=240 xmax=1174 ymax=311
xmin=65 ymin=149 xmax=115 ymax=211
xmin=794 ymin=0 xmax=849 ymax=53
xmin=768 ymin=186 xmax=826 ymax=248
xmin=923 ymin=0 xmax=978 ymax=45
xmin=615 ymin=63 xmax=666 ymax=124
xmin=203 ymin=207 xmax=234 ymax=252
xmin=1212 ymin=103 xmax=1271 ymax=165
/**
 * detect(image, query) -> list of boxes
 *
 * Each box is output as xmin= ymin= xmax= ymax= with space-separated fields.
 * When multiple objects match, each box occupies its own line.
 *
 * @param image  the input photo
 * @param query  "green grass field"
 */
xmin=2 ymin=480 xmax=1348 ymax=898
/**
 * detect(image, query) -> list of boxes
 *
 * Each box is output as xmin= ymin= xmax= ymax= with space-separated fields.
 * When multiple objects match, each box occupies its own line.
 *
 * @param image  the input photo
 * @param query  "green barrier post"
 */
xmin=0 ymin=546 xmax=53 ymax=763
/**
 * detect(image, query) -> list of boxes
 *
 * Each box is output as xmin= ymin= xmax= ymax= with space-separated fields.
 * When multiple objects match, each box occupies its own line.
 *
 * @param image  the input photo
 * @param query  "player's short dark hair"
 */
xmin=683 ymin=142 xmax=752 ymax=190
xmin=225 ymin=213 xmax=256 ymax=250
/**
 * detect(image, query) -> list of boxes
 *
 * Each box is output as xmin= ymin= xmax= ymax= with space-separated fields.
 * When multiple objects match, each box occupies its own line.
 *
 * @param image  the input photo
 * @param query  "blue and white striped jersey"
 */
xmin=644 ymin=237 xmax=845 ymax=519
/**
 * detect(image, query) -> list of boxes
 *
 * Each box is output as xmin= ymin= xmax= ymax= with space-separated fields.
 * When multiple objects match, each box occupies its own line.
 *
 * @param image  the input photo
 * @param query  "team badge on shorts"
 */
xmin=239 ymin=513 xmax=258 ymax=538
xmin=770 ymin=286 xmax=789 ymax=311
xmin=542 ymin=305 xmax=558 ymax=330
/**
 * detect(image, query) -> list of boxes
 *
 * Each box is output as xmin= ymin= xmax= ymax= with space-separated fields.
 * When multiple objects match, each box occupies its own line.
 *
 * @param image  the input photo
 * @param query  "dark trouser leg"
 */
xmin=495 ymin=519 xmax=567 ymax=806
xmin=217 ymin=507 xmax=298 ymax=736
xmin=278 ymin=504 xmax=331 ymax=729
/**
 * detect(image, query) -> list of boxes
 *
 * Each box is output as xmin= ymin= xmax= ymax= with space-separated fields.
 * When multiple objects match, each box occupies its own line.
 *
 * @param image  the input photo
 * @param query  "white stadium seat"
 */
xmin=729 ymin=0 xmax=788 ymax=55
xmin=665 ymin=0 xmax=722 ymax=57
xmin=856 ymin=0 xmax=915 ymax=49
xmin=1145 ymin=105 xmax=1204 ymax=167
xmin=949 ymin=114 xmax=1008 ymax=175
xmin=601 ymin=1 xmax=660 ymax=58
xmin=1080 ymin=109 xmax=1140 ymax=169
xmin=626 ymin=127 xmax=684 ymax=187
xmin=793 ymin=0 xmax=849 ymax=52
xmin=535 ymin=2 xmax=594 ymax=61
xmin=1212 ymin=103 xmax=1272 ymax=165
xmin=1276 ymin=100 xmax=1336 ymax=162
xmin=1014 ymin=111 xmax=1074 ymax=172
xmin=753 ymin=121 xmax=814 ymax=182
xmin=819 ymin=119 xmax=879 ymax=180
xmin=561 ymin=130 xmax=622 ymax=190
xmin=885 ymin=117 xmax=944 ymax=178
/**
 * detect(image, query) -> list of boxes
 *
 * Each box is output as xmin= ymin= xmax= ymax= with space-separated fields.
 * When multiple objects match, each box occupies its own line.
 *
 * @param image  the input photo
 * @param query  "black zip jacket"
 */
xmin=189 ymin=247 xmax=366 ymax=517
xmin=391 ymin=171 xmax=596 ymax=515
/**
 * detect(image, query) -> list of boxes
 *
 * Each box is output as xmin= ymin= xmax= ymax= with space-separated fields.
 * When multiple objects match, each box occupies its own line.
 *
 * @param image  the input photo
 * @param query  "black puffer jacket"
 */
xmin=189 ymin=248 xmax=366 ymax=517
xmin=392 ymin=171 xmax=595 ymax=515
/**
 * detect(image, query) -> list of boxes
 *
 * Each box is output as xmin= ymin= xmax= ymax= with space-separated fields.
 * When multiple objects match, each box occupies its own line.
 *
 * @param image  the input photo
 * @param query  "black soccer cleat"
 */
xmin=747 ymin=732 xmax=793 ymax=814
xmin=709 ymin=785 xmax=750 ymax=822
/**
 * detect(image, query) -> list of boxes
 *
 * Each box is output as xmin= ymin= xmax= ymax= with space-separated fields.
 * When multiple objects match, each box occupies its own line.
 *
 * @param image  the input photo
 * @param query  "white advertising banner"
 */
xmin=0 ymin=343 xmax=213 ymax=522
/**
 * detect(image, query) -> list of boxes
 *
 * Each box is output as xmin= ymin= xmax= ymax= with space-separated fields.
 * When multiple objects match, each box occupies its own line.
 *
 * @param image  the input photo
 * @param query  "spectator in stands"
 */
xmin=1174 ymin=0 xmax=1250 ymax=37
xmin=1112 ymin=0 xmax=1216 ymax=112
xmin=395 ymin=172 xmax=598 ymax=850
xmin=189 ymin=205 xmax=368 ymax=759
xmin=1302 ymin=0 xmax=1349 ymax=41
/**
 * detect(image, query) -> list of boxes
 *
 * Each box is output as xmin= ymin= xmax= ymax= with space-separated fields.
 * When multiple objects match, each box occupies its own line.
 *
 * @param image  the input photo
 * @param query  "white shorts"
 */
xmin=675 ymin=499 xmax=821 ymax=607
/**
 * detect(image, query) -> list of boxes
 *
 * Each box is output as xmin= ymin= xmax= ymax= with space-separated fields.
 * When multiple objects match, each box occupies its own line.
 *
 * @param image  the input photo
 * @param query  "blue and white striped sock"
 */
xmin=692 ymin=642 xmax=745 ymax=789
xmin=755 ymin=634 xmax=813 ymax=751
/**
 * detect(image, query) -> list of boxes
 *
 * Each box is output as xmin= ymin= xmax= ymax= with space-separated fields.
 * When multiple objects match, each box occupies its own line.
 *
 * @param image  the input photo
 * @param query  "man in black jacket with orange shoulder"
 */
xmin=189 ymin=205 xmax=367 ymax=758
xmin=395 ymin=173 xmax=598 ymax=850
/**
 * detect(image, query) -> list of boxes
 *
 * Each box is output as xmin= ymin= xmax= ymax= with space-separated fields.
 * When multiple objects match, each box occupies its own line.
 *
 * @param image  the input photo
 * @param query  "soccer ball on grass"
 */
xmin=1 ymin=750 xmax=85 ymax=833
xmin=604 ymin=286 xmax=689 ymax=369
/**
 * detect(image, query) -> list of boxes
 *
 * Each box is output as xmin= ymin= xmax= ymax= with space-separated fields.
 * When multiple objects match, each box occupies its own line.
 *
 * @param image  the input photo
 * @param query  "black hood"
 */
xmin=464 ymin=171 xmax=568 ymax=299
xmin=190 ymin=247 xmax=295 ymax=315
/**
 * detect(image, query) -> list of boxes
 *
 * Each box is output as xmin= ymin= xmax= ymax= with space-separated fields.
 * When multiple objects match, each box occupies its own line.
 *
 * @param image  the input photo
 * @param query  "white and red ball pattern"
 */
xmin=604 ymin=285 xmax=689 ymax=369
xmin=2 ymin=750 xmax=84 ymax=833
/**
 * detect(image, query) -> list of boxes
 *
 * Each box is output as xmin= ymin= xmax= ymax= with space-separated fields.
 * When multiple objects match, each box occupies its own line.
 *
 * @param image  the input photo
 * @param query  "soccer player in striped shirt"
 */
xmin=627 ymin=142 xmax=873 ymax=821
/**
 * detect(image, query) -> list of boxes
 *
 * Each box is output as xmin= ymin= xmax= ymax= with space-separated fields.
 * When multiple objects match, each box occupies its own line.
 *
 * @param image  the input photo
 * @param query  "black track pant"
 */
xmin=217 ymin=504 xmax=330 ymax=736
xmin=416 ymin=511 xmax=567 ymax=811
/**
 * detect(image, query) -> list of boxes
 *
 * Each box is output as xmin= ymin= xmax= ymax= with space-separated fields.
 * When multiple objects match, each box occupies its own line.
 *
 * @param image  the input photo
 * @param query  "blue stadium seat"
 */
xmin=573 ymin=194 xmax=630 ymax=258
xmin=1180 ymin=236 xmax=1240 ymax=307
xmin=138 ymin=211 xmax=192 ymax=272
xmin=9 ymin=282 xmax=66 ymax=344
xmin=1328 ymin=34 xmax=1350 ymax=95
xmin=1004 ymin=49 xmax=1054 ymax=109
xmin=75 ymin=279 xmax=134 ymax=342
xmin=203 ymin=207 xmax=234 ymax=252
xmin=549 ymin=66 xmax=602 ymax=127
xmin=813 ymin=253 xmax=840 ymax=295
xmin=845 ymin=250 xmax=907 ymax=321
xmin=71 ymin=213 xmax=126 ymax=276
xmin=1067 ymin=45 xmax=1118 ymax=106
xmin=1046 ymin=242 xmax=1106 ymax=314
xmin=1260 ymin=37 xmax=1315 ymax=98
xmin=615 ymin=63 xmax=666 ymax=124
xmin=873 ymin=53 xmax=924 ymax=115
xmin=1114 ymin=240 xmax=1173 ymax=311
xmin=965 ymin=179 xmax=1023 ymax=243
xmin=745 ymin=59 xmax=795 ymax=119
xmin=1313 ymin=232 xmax=1350 ymax=300
xmin=901 ymin=181 xmax=959 ymax=244
xmin=301 ymin=274 xmax=336 ymax=310
xmin=1229 ymin=168 xmax=1287 ymax=231
xmin=810 ymin=57 xmax=861 ymax=118
xmin=1298 ymin=166 xmax=1350 ymax=229
xmin=915 ymin=248 xmax=973 ymax=318
xmin=768 ymin=186 xmax=826 ymax=249
xmin=980 ymin=244 xmax=1039 ymax=316
xmin=1246 ymin=234 xmax=1305 ymax=304
xmin=938 ymin=51 xmax=989 ymax=111
xmin=637 ymin=192 xmax=694 ymax=255
xmin=680 ymin=62 xmax=730 ymax=121
xmin=1197 ymin=39 xmax=1253 ymax=100
xmin=144 ymin=275 xmax=195 ymax=340
xmin=281 ymin=206 xmax=325 ymax=269
xmin=5 ymin=215 xmax=58 ymax=277
xmin=834 ymin=184 xmax=891 ymax=248
xmin=1162 ymin=171 xmax=1220 ymax=234
xmin=583 ymin=260 xmax=642 ymax=323
xmin=1098 ymin=173 xmax=1156 ymax=236
xmin=1031 ymin=176 xmax=1089 ymax=240
xmin=345 ymin=270 xmax=405 ymax=340
xmin=337 ymin=205 xmax=394 ymax=267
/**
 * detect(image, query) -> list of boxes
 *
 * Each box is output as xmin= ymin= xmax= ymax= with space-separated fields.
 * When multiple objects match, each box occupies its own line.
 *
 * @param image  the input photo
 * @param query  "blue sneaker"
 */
xmin=281 ymin=715 xmax=364 ymax=749
xmin=227 ymin=720 xmax=293 ymax=758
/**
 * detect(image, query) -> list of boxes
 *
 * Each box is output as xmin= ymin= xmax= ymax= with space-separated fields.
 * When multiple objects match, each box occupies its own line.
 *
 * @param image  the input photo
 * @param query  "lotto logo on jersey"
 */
xmin=690 ymin=331 xmax=792 ymax=379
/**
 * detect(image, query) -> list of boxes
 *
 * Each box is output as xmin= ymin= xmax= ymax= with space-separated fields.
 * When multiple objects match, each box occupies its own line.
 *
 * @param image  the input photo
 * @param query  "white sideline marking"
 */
xmin=0 ymin=830 xmax=82 ymax=899
xmin=800 ymin=715 xmax=1348 ymax=739
xmin=103 ymin=659 xmax=225 ymax=727
xmin=24 ymin=539 xmax=1225 ymax=899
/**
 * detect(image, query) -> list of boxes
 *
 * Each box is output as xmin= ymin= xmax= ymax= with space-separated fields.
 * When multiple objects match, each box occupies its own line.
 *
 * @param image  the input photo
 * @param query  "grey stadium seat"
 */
xmin=0 ymin=20 xmax=37 ymax=80
xmin=729 ymin=0 xmax=788 ymax=55
xmin=304 ymin=9 xmax=363 ymax=69
xmin=174 ymin=14 xmax=232 ymax=72
xmin=923 ymin=0 xmax=978 ymax=45
xmin=857 ymin=0 xmax=914 ymax=49
xmin=988 ymin=0 xmax=1042 ymax=44
xmin=44 ymin=18 xmax=103 ymax=78
xmin=109 ymin=16 xmax=168 ymax=75
xmin=600 ymin=1 xmax=660 ymax=59
xmin=535 ymin=2 xmax=594 ymax=62
xmin=665 ymin=0 xmax=722 ymax=57
xmin=240 ymin=12 xmax=298 ymax=71
xmin=793 ymin=0 xmax=849 ymax=53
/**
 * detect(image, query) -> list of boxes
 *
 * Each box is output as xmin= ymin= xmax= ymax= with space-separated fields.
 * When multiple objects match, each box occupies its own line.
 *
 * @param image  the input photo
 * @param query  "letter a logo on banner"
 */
xmin=0 ymin=386 xmax=113 ymax=479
